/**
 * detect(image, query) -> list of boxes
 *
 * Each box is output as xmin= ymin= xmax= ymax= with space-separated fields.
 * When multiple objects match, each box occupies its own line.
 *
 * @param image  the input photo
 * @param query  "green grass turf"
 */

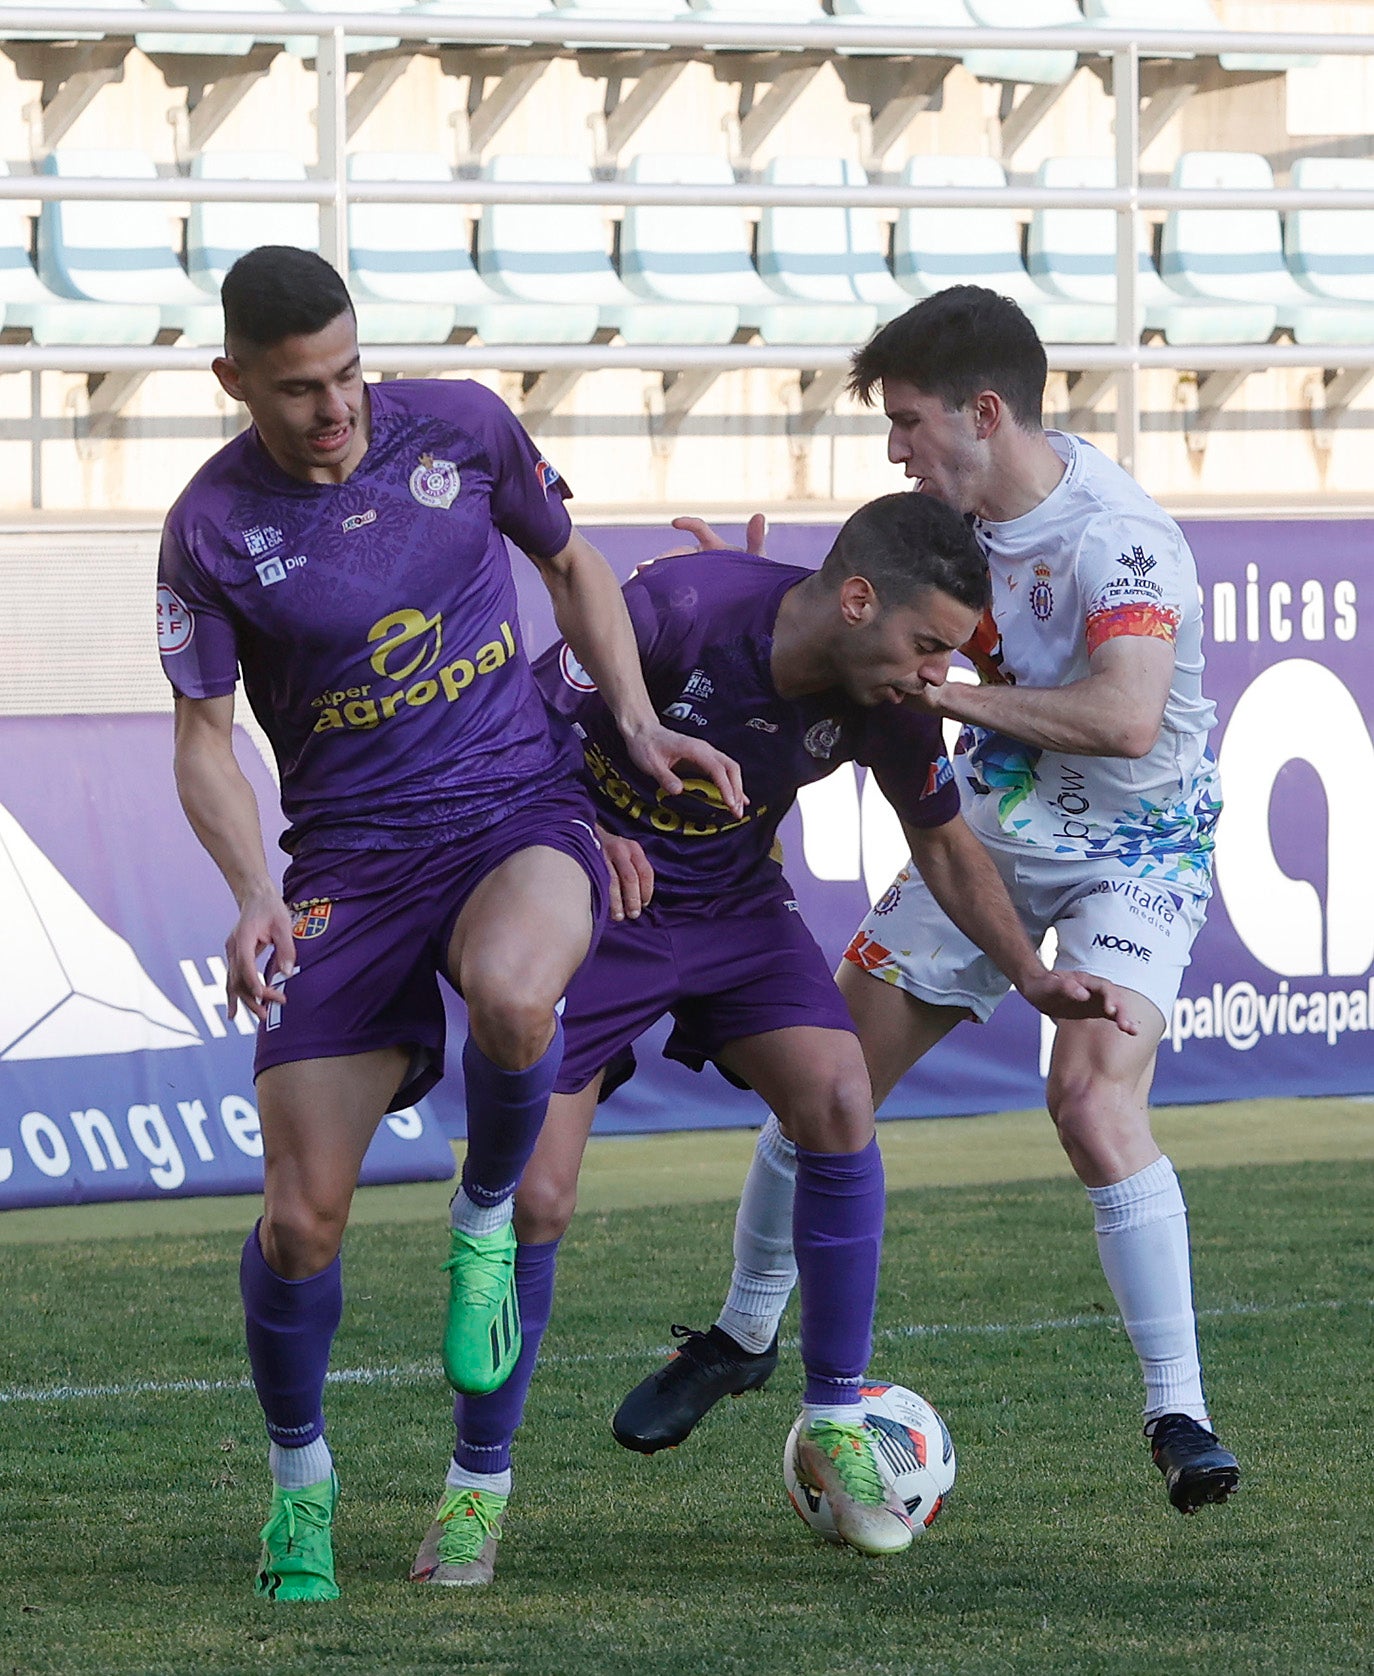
xmin=3 ymin=1158 xmax=1374 ymax=1675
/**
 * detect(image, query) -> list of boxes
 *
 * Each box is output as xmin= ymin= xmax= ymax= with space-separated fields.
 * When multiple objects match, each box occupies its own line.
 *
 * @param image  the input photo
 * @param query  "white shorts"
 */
xmin=843 ymin=845 xmax=1209 ymax=1028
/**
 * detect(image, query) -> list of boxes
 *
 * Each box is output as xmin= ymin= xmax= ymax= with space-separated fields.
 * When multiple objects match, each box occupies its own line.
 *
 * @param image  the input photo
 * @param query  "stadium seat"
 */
xmin=347 ymin=152 xmax=466 ymax=345
xmin=1080 ymin=0 xmax=1314 ymax=70
xmin=832 ymin=0 xmax=1075 ymax=85
xmin=550 ymin=0 xmax=689 ymax=21
xmin=279 ymin=0 xmax=401 ymax=56
xmin=618 ymin=153 xmax=855 ymax=345
xmin=685 ymin=0 xmax=821 ymax=19
xmin=0 ymin=161 xmax=159 ymax=344
xmin=962 ymin=0 xmax=1079 ymax=87
xmin=135 ymin=0 xmax=275 ymax=58
xmin=1285 ymin=157 xmax=1374 ymax=307
xmin=756 ymin=157 xmax=907 ymax=339
xmin=894 ymin=155 xmax=1116 ymax=342
xmin=37 ymin=149 xmax=220 ymax=344
xmin=3 ymin=0 xmax=145 ymax=42
xmin=476 ymin=155 xmax=634 ymax=344
xmin=1162 ymin=152 xmax=1374 ymax=346
xmin=186 ymin=150 xmax=317 ymax=296
xmin=1027 ymin=155 xmax=1275 ymax=346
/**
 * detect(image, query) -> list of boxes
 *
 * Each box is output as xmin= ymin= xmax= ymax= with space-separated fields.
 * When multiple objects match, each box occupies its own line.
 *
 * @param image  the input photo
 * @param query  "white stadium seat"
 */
xmin=894 ymin=155 xmax=1116 ymax=342
xmin=1027 ymin=154 xmax=1276 ymax=346
xmin=1163 ymin=151 xmax=1374 ymax=346
xmin=38 ymin=149 xmax=220 ymax=344
xmin=1285 ymin=157 xmax=1374 ymax=309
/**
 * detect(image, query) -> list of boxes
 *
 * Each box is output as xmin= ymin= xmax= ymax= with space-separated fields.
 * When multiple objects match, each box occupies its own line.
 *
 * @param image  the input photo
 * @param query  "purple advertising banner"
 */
xmin=425 ymin=514 xmax=1374 ymax=1137
xmin=0 ymin=714 xmax=455 ymax=1210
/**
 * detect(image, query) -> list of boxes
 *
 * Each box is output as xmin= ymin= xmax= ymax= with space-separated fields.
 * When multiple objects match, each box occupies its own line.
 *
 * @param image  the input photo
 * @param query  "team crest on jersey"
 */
xmin=804 ymin=718 xmax=841 ymax=760
xmin=536 ymin=458 xmax=561 ymax=497
xmin=290 ymin=898 xmax=332 ymax=939
xmin=872 ymin=882 xmax=902 ymax=916
xmin=1119 ymin=545 xmax=1156 ymax=579
xmin=1029 ymin=562 xmax=1054 ymax=623
xmin=410 ymin=453 xmax=462 ymax=510
xmin=559 ymin=643 xmax=597 ymax=692
xmin=156 ymin=583 xmax=194 ymax=653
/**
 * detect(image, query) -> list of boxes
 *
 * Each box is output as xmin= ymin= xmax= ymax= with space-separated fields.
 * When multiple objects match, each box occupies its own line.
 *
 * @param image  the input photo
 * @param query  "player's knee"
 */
xmin=778 ymin=1066 xmax=874 ymax=1154
xmin=259 ymin=1200 xmax=346 ymax=1279
xmin=465 ymin=992 xmax=559 ymax=1071
xmin=513 ymin=1169 xmax=577 ymax=1245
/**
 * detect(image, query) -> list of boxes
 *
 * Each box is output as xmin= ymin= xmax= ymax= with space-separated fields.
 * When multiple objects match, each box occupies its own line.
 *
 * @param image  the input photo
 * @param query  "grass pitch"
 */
xmin=2 ymin=1111 xmax=1373 ymax=1675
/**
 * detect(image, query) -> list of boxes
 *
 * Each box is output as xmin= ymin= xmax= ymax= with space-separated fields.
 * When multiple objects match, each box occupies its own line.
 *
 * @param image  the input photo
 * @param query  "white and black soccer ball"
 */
xmin=783 ymin=1383 xmax=956 ymax=1545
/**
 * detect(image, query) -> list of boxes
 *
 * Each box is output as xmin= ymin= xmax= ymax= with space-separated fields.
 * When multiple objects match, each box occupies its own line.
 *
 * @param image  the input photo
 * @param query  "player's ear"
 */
xmin=212 ymin=353 xmax=246 ymax=404
xmin=971 ymin=390 xmax=1002 ymax=441
xmin=838 ymin=575 xmax=879 ymax=626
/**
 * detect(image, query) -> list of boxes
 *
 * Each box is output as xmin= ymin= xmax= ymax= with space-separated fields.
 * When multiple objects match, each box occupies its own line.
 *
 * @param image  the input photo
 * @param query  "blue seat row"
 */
xmin=2 ymin=148 xmax=1369 ymax=349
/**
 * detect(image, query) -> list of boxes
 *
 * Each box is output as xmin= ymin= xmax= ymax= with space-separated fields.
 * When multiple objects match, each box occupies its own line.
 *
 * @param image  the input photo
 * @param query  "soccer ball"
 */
xmin=783 ymin=1383 xmax=956 ymax=1546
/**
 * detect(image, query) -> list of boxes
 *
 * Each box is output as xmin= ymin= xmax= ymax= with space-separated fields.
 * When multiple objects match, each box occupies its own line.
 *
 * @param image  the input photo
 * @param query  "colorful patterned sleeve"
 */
xmin=1079 ymin=515 xmax=1192 ymax=659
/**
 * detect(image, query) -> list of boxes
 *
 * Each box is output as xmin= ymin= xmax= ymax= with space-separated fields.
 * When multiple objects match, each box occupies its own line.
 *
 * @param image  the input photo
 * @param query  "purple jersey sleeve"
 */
xmin=460 ymin=382 xmax=573 ymax=560
xmin=854 ymin=707 xmax=960 ymax=831
xmin=156 ymin=513 xmax=240 ymax=699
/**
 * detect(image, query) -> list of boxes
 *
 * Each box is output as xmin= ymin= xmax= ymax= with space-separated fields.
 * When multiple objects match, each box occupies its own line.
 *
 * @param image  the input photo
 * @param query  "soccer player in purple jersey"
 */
xmin=410 ymin=492 xmax=1133 ymax=1579
xmin=157 ymin=246 xmax=742 ymax=1602
xmin=618 ymin=286 xmax=1240 ymax=1520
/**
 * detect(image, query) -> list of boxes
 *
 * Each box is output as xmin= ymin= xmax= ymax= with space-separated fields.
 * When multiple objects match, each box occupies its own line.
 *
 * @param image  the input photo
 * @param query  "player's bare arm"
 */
xmin=921 ymin=634 xmax=1175 ymax=759
xmin=171 ymin=691 xmax=295 ymax=1022
xmin=528 ymin=528 xmax=746 ymax=818
xmin=901 ymin=813 xmax=1138 ymax=1033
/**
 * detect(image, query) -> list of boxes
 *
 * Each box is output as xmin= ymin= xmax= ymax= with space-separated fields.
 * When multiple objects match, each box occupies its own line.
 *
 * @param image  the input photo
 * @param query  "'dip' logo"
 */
xmin=367 ymin=609 xmax=444 ymax=681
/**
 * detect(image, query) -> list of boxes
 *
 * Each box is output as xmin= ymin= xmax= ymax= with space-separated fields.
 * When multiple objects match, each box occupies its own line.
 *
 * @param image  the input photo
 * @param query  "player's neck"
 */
xmin=770 ymin=576 xmax=840 ymax=699
xmin=973 ymin=427 xmax=1066 ymax=524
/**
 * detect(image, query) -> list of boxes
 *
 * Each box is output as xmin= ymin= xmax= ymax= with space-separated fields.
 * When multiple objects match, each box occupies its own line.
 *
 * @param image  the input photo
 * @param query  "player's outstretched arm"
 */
xmin=528 ymin=528 xmax=746 ymax=818
xmin=922 ymin=634 xmax=1174 ymax=759
xmin=172 ymin=693 xmax=295 ymax=1023
xmin=904 ymin=815 xmax=1139 ymax=1034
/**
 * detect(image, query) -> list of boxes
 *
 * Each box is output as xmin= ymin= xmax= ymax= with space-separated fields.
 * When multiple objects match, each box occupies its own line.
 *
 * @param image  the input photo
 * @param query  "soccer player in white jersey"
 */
xmin=614 ymin=285 xmax=1239 ymax=1515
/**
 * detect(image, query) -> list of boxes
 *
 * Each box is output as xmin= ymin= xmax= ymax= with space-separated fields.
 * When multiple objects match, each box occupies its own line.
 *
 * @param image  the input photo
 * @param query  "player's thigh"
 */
xmin=449 ymin=844 xmax=596 ymax=1023
xmin=835 ymin=958 xmax=966 ymax=1109
xmin=514 ymin=1077 xmax=605 ymax=1245
xmin=717 ymin=1026 xmax=875 ymax=1155
xmin=256 ymin=1045 xmax=411 ymax=1270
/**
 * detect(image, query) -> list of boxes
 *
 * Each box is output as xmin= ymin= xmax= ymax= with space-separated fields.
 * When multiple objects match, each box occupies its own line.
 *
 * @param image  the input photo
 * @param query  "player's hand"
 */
xmin=1018 ymin=967 xmax=1140 ymax=1035
xmin=225 ymin=885 xmax=296 ymax=1024
xmin=598 ymin=827 xmax=654 ymax=921
xmin=670 ymin=513 xmax=768 ymax=555
xmin=623 ymin=721 xmax=748 ymax=822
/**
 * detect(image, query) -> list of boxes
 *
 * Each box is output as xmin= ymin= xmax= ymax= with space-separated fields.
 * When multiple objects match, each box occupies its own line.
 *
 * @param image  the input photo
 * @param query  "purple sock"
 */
xmin=460 ymin=1017 xmax=564 ymax=1208
xmin=240 ymin=1221 xmax=342 ymax=1449
xmin=793 ymin=1139 xmax=884 ymax=1407
xmin=452 ymin=1238 xmax=561 ymax=1475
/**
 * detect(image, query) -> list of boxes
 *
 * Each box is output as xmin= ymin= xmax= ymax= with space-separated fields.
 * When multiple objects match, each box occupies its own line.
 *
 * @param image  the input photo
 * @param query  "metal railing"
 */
xmin=1 ymin=8 xmax=1372 ymax=471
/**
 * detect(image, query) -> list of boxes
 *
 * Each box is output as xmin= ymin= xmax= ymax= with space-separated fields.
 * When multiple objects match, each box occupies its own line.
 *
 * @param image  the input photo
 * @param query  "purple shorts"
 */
xmin=554 ymin=891 xmax=857 ymax=1097
xmin=254 ymin=790 xmax=607 ymax=1110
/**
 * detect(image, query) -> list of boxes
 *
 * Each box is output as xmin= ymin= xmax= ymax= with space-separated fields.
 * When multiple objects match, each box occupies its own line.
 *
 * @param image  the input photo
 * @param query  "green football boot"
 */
xmin=253 ymin=1474 xmax=340 ymax=1601
xmin=795 ymin=1421 xmax=914 ymax=1557
xmin=409 ymin=1487 xmax=507 ymax=1587
xmin=442 ymin=1222 xmax=521 ymax=1395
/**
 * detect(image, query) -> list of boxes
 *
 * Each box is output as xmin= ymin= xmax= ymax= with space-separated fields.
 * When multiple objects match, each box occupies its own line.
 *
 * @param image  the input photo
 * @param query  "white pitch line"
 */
xmin=0 ymin=1295 xmax=1367 ymax=1408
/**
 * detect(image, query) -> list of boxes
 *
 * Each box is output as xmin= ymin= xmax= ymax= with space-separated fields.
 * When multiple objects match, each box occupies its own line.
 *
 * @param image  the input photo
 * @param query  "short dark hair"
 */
xmin=222 ymin=245 xmax=354 ymax=353
xmin=849 ymin=285 xmax=1047 ymax=429
xmin=819 ymin=491 xmax=989 ymax=615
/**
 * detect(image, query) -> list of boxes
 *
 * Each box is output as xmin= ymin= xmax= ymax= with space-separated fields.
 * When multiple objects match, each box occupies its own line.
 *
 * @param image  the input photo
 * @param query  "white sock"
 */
xmin=269 ymin=1436 xmax=333 ymax=1490
xmin=1087 ymin=1155 xmax=1209 ymax=1424
xmin=716 ymin=1115 xmax=798 ymax=1355
xmin=450 ymin=1187 xmax=514 ymax=1237
xmin=802 ymin=1402 xmax=867 ymax=1429
xmin=446 ymin=1459 xmax=512 ymax=1497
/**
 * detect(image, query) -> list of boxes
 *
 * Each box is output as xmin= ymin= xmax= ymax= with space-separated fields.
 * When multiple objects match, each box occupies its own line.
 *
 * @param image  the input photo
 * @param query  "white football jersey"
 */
xmin=957 ymin=431 xmax=1221 ymax=894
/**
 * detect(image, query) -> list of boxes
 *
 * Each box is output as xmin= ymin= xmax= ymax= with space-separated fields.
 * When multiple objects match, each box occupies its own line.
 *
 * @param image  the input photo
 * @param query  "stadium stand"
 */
xmin=0 ymin=1 xmax=1372 ymax=514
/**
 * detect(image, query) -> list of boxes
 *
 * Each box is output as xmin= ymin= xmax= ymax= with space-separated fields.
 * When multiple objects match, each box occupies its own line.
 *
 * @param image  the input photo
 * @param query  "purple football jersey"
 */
xmin=157 ymin=379 xmax=582 ymax=855
xmin=535 ymin=550 xmax=958 ymax=911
